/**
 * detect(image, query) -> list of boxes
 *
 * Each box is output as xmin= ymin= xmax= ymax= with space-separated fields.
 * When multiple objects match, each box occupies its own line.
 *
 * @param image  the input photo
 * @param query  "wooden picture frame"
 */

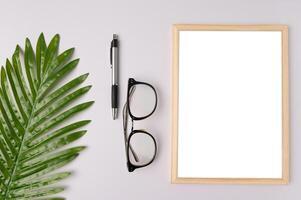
xmin=171 ymin=24 xmax=289 ymax=184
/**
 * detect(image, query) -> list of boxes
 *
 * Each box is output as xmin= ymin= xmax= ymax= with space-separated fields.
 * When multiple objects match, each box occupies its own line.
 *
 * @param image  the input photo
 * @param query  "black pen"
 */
xmin=110 ymin=34 xmax=119 ymax=119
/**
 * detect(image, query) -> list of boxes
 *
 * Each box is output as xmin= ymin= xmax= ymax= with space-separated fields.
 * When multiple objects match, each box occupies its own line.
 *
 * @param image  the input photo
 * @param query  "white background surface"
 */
xmin=0 ymin=0 xmax=300 ymax=199
xmin=178 ymin=31 xmax=282 ymax=178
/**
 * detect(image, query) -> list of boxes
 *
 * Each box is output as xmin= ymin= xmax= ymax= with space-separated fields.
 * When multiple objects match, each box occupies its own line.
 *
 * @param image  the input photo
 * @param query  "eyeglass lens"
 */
xmin=128 ymin=132 xmax=156 ymax=166
xmin=129 ymin=84 xmax=156 ymax=118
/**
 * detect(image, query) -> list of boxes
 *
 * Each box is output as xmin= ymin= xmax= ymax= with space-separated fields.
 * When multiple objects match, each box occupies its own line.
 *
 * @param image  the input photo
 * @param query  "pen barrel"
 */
xmin=111 ymin=85 xmax=118 ymax=108
xmin=112 ymin=47 xmax=118 ymax=85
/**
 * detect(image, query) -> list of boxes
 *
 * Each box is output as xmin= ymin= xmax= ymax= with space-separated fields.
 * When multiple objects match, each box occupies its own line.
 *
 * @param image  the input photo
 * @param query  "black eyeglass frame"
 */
xmin=124 ymin=78 xmax=158 ymax=172
xmin=127 ymin=78 xmax=158 ymax=120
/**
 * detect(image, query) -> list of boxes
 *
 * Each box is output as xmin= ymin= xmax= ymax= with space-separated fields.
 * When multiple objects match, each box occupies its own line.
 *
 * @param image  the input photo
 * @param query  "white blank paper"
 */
xmin=178 ymin=31 xmax=283 ymax=178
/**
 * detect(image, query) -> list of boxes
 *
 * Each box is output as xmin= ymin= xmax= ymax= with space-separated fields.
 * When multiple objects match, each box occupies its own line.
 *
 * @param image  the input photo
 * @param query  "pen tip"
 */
xmin=112 ymin=108 xmax=118 ymax=120
xmin=113 ymin=34 xmax=118 ymax=39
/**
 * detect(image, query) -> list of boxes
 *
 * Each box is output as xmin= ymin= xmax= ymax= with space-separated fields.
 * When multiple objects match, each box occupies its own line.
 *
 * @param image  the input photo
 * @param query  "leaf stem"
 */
xmin=3 ymin=77 xmax=47 ymax=199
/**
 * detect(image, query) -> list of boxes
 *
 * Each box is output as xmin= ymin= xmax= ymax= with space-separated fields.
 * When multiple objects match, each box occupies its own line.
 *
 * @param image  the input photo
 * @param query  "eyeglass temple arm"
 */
xmin=123 ymin=130 xmax=139 ymax=162
xmin=123 ymin=92 xmax=139 ymax=162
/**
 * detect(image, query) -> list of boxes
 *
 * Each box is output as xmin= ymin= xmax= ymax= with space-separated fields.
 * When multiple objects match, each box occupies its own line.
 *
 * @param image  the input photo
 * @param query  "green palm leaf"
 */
xmin=0 ymin=33 xmax=93 ymax=199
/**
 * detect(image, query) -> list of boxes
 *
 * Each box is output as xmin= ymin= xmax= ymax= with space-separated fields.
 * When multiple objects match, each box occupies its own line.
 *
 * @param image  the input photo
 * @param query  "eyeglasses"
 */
xmin=122 ymin=78 xmax=158 ymax=172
